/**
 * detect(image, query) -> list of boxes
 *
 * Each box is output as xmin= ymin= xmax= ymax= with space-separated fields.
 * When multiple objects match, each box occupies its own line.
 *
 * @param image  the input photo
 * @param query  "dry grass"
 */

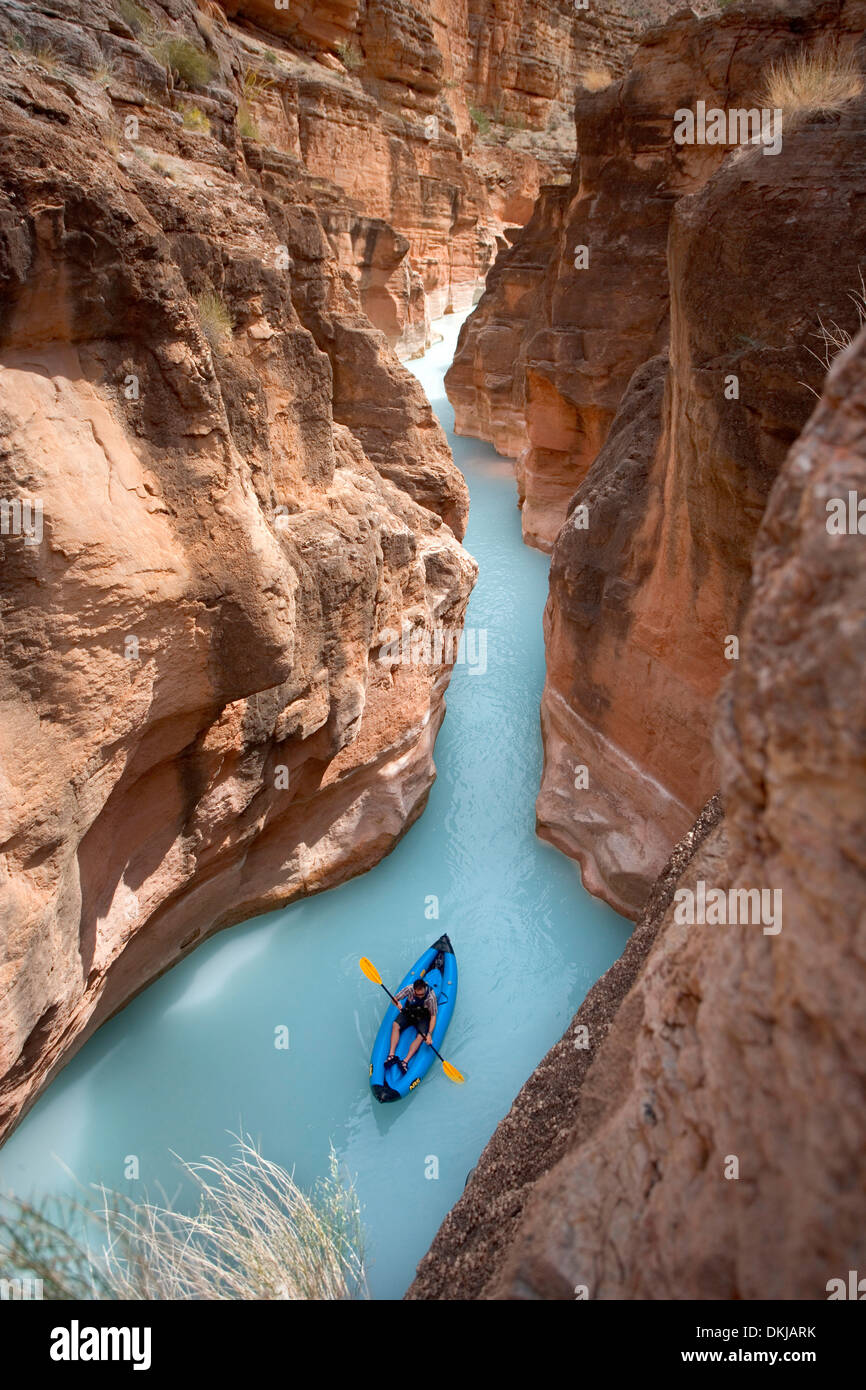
xmin=578 ymin=66 xmax=614 ymax=92
xmin=241 ymin=65 xmax=275 ymax=101
xmin=802 ymin=270 xmax=866 ymax=394
xmin=761 ymin=42 xmax=863 ymax=119
xmin=196 ymin=288 xmax=234 ymax=351
xmin=0 ymin=1138 xmax=368 ymax=1300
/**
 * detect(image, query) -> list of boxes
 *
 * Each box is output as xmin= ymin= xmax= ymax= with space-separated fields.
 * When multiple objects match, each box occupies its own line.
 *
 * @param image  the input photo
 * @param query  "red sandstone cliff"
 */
xmin=408 ymin=2 xmax=866 ymax=1299
xmin=218 ymin=0 xmax=649 ymax=356
xmin=446 ymin=0 xmax=866 ymax=915
xmin=0 ymin=1 xmax=479 ymax=1142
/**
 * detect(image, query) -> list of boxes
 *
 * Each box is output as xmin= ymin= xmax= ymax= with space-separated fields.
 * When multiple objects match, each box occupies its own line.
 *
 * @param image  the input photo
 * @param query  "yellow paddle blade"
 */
xmin=359 ymin=956 xmax=382 ymax=985
xmin=441 ymin=1058 xmax=465 ymax=1084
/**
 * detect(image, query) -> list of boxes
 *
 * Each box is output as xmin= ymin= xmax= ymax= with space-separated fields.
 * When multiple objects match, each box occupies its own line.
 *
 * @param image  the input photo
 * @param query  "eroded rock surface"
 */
xmin=0 ymin=4 xmax=476 ymax=1142
xmin=539 ymin=81 xmax=866 ymax=917
xmin=448 ymin=0 xmax=866 ymax=547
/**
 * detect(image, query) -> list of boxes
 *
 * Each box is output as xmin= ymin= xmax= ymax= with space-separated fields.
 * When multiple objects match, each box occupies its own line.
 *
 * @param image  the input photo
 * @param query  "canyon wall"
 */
xmin=446 ymin=0 xmax=866 ymax=916
xmin=0 ymin=1 xmax=479 ymax=1142
xmin=411 ymin=317 xmax=866 ymax=1302
xmin=447 ymin=0 xmax=866 ymax=548
xmin=220 ymin=0 xmax=647 ymax=356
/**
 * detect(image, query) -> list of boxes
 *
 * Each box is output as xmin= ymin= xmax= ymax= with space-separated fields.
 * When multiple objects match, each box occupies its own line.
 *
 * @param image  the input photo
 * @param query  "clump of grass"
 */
xmin=149 ymin=33 xmax=216 ymax=90
xmin=90 ymin=56 xmax=119 ymax=87
xmin=760 ymin=42 xmax=863 ymax=121
xmin=0 ymin=1138 xmax=368 ymax=1300
xmin=12 ymin=35 xmax=61 ymax=70
xmin=469 ymin=104 xmax=491 ymax=134
xmin=242 ymin=66 xmax=275 ymax=101
xmin=134 ymin=146 xmax=175 ymax=179
xmin=237 ymin=105 xmax=260 ymax=140
xmin=801 ymin=270 xmax=866 ymax=395
xmin=578 ymin=66 xmax=613 ymax=92
xmin=182 ymin=103 xmax=210 ymax=133
xmin=335 ymin=39 xmax=363 ymax=71
xmin=264 ymin=48 xmax=277 ymax=65
xmin=117 ymin=0 xmax=153 ymax=36
xmin=196 ymin=288 xmax=234 ymax=352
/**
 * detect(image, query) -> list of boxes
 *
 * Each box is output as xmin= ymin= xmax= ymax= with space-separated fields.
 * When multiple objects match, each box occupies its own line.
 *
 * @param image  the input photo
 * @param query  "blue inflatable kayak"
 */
xmin=369 ymin=934 xmax=457 ymax=1103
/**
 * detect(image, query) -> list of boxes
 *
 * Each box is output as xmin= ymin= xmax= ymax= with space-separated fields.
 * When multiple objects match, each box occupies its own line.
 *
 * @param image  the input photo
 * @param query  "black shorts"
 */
xmin=397 ymin=1008 xmax=430 ymax=1035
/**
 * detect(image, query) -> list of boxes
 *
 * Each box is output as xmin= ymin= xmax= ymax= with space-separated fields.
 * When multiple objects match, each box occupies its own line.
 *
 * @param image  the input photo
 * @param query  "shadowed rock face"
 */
xmin=410 ymin=321 xmax=866 ymax=1301
xmin=0 ymin=10 xmax=476 ymax=1142
xmin=539 ymin=90 xmax=866 ymax=918
xmin=447 ymin=0 xmax=866 ymax=548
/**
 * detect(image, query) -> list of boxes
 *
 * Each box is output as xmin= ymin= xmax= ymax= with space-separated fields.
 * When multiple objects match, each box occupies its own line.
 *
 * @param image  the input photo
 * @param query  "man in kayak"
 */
xmin=385 ymin=977 xmax=438 ymax=1075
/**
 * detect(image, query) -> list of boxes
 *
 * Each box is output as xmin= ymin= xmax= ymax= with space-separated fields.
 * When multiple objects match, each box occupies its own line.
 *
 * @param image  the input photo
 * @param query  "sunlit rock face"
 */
xmin=0 ymin=1 xmax=476 ymax=1142
xmin=224 ymin=0 xmax=647 ymax=355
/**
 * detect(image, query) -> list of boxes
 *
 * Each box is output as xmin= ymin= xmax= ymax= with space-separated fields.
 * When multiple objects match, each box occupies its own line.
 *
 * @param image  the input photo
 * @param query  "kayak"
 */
xmin=369 ymin=934 xmax=457 ymax=1102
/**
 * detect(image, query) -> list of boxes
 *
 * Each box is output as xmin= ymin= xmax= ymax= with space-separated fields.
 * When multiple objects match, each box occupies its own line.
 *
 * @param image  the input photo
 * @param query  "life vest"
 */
xmin=402 ymin=984 xmax=432 ymax=1023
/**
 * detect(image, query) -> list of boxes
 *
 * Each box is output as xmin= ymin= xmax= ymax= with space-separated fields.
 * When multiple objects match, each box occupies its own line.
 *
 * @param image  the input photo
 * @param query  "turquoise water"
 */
xmin=0 ymin=313 xmax=630 ymax=1299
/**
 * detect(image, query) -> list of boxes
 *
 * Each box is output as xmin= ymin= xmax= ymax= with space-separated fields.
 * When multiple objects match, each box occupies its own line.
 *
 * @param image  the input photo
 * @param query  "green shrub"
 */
xmin=237 ymin=105 xmax=260 ymax=140
xmin=150 ymin=33 xmax=216 ymax=90
xmin=336 ymin=40 xmax=363 ymax=71
xmin=469 ymin=105 xmax=491 ymax=134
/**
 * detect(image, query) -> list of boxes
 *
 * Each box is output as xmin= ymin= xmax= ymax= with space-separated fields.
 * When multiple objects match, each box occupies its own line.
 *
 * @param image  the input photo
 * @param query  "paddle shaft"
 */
xmin=379 ymin=981 xmax=446 ymax=1062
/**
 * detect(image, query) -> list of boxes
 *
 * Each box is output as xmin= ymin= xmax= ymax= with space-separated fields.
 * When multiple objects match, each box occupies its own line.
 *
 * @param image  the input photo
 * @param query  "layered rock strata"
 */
xmin=447 ymin=0 xmax=866 ymax=547
xmin=539 ymin=75 xmax=866 ymax=917
xmin=221 ymin=0 xmax=656 ymax=353
xmin=0 ymin=5 xmax=475 ymax=1142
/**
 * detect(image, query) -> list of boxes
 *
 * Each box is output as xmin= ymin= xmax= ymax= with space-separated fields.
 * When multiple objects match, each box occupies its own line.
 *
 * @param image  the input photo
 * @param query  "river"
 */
xmin=0 ymin=311 xmax=630 ymax=1299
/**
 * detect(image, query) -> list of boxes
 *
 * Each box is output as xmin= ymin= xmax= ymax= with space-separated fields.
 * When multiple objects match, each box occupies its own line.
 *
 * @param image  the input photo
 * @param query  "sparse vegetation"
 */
xmin=760 ymin=42 xmax=863 ymax=121
xmin=134 ymin=146 xmax=175 ymax=179
xmin=196 ymin=288 xmax=234 ymax=352
xmin=117 ymin=0 xmax=153 ymax=36
xmin=578 ymin=66 xmax=614 ymax=92
xmin=336 ymin=39 xmax=364 ymax=72
xmin=241 ymin=66 xmax=275 ymax=101
xmin=149 ymin=33 xmax=217 ymax=90
xmin=264 ymin=49 xmax=277 ymax=65
xmin=12 ymin=35 xmax=61 ymax=70
xmin=802 ymin=271 xmax=866 ymax=394
xmin=182 ymin=103 xmax=210 ymax=133
xmin=90 ymin=57 xmax=119 ymax=87
xmin=469 ymin=104 xmax=491 ymax=135
xmin=0 ymin=1138 xmax=368 ymax=1300
xmin=237 ymin=105 xmax=260 ymax=141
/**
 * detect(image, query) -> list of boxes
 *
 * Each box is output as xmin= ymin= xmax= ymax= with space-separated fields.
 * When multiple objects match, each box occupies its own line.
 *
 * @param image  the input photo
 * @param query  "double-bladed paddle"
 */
xmin=359 ymin=956 xmax=465 ymax=1084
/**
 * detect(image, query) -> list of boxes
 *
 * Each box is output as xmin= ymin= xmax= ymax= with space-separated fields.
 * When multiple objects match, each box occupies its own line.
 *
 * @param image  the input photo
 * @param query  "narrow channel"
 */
xmin=0 ymin=312 xmax=630 ymax=1299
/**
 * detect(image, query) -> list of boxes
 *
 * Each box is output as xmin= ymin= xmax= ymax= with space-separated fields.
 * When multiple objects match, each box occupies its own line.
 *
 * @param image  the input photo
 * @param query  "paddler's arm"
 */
xmin=426 ymin=992 xmax=437 ymax=1044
